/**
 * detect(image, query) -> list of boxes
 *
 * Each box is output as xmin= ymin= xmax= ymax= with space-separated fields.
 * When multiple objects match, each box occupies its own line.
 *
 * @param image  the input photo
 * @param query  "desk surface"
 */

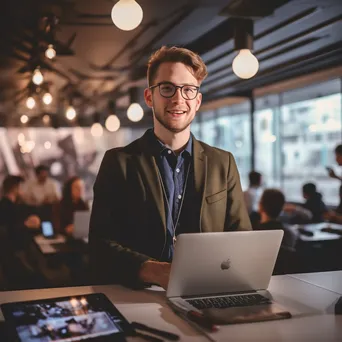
xmin=1 ymin=274 xmax=342 ymax=341
xmin=291 ymin=222 xmax=342 ymax=242
xmin=290 ymin=271 xmax=342 ymax=295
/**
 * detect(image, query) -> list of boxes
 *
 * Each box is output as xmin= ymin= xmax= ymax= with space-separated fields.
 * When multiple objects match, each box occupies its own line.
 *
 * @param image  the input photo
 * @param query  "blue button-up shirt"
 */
xmin=149 ymin=130 xmax=192 ymax=261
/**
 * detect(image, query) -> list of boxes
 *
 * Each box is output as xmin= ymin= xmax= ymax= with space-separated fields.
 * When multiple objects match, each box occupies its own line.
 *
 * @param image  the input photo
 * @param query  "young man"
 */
xmin=302 ymin=183 xmax=327 ymax=223
xmin=89 ymin=46 xmax=251 ymax=290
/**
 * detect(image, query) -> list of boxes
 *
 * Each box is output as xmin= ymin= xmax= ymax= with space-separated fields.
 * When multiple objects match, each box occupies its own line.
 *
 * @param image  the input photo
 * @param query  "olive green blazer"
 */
xmin=89 ymin=130 xmax=251 ymax=288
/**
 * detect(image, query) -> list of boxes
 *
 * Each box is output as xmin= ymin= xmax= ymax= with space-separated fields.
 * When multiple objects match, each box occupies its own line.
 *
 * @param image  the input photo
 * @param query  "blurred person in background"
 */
xmin=0 ymin=175 xmax=41 ymax=232
xmin=22 ymin=165 xmax=59 ymax=207
xmin=255 ymin=189 xmax=298 ymax=251
xmin=243 ymin=171 xmax=263 ymax=214
xmin=58 ymin=176 xmax=88 ymax=235
xmin=302 ymin=183 xmax=327 ymax=223
xmin=327 ymin=144 xmax=342 ymax=181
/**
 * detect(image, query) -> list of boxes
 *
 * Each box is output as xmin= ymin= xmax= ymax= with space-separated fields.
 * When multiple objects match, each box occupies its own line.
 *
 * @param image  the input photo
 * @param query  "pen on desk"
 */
xmin=132 ymin=321 xmax=180 ymax=341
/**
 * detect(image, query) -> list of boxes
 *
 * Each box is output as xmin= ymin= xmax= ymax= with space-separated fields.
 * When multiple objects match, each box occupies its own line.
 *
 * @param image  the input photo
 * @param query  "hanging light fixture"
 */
xmin=66 ymin=105 xmax=76 ymax=120
xmin=20 ymin=115 xmax=29 ymax=124
xmin=232 ymin=18 xmax=259 ymax=79
xmin=26 ymin=96 xmax=36 ymax=109
xmin=111 ymin=0 xmax=143 ymax=31
xmin=32 ymin=67 xmax=44 ymax=85
xmin=45 ymin=44 xmax=56 ymax=59
xmin=43 ymin=92 xmax=53 ymax=105
xmin=91 ymin=123 xmax=103 ymax=137
xmin=127 ymin=87 xmax=144 ymax=122
xmin=105 ymin=115 xmax=120 ymax=132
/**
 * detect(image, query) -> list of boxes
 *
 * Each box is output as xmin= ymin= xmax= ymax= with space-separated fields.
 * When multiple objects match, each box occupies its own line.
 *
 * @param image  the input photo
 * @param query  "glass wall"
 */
xmin=193 ymin=78 xmax=341 ymax=205
xmin=195 ymin=102 xmax=251 ymax=190
xmin=254 ymin=79 xmax=342 ymax=205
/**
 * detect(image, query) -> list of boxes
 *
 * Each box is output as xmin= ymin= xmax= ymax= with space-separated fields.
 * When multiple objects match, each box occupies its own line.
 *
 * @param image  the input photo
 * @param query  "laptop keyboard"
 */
xmin=186 ymin=294 xmax=272 ymax=310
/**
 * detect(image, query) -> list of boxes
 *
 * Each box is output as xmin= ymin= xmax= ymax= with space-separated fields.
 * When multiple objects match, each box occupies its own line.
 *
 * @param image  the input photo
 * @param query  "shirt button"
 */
xmin=178 ymin=195 xmax=182 ymax=200
xmin=168 ymin=150 xmax=172 ymax=154
xmin=176 ymin=168 xmax=180 ymax=173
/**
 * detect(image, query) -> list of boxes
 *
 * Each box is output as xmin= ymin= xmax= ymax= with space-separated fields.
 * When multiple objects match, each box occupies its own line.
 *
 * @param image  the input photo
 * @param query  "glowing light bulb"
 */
xmin=44 ymin=141 xmax=51 ymax=149
xmin=42 ymin=114 xmax=50 ymax=125
xmin=45 ymin=44 xmax=56 ymax=59
xmin=32 ymin=67 xmax=44 ymax=85
xmin=26 ymin=97 xmax=36 ymax=109
xmin=20 ymin=115 xmax=29 ymax=124
xmin=105 ymin=115 xmax=120 ymax=132
xmin=91 ymin=123 xmax=103 ymax=137
xmin=66 ymin=106 xmax=76 ymax=120
xmin=127 ymin=103 xmax=143 ymax=122
xmin=111 ymin=0 xmax=143 ymax=31
xmin=232 ymin=49 xmax=259 ymax=79
xmin=43 ymin=92 xmax=53 ymax=105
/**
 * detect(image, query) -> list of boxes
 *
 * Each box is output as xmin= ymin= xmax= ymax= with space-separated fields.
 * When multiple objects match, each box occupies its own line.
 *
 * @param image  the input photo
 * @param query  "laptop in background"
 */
xmin=167 ymin=230 xmax=292 ymax=324
xmin=73 ymin=211 xmax=91 ymax=242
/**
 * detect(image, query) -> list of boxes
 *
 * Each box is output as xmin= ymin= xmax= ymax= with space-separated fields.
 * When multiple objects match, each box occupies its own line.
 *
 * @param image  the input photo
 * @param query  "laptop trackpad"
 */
xmin=202 ymin=304 xmax=292 ymax=324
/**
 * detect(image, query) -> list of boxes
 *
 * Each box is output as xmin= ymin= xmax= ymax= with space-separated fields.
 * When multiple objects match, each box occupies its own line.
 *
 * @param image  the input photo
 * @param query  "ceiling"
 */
xmin=0 ymin=0 xmax=341 ymax=128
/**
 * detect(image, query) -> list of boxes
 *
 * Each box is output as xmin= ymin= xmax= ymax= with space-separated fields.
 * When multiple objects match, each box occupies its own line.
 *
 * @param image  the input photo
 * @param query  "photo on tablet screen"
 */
xmin=1 ymin=293 xmax=132 ymax=342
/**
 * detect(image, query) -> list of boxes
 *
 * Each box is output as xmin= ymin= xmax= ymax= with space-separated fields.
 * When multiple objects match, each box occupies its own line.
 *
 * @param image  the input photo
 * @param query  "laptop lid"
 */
xmin=166 ymin=230 xmax=283 ymax=298
xmin=73 ymin=211 xmax=91 ymax=239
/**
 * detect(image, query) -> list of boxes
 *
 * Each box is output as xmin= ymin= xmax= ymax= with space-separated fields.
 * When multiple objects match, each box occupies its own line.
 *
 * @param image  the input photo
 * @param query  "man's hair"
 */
xmin=260 ymin=189 xmax=285 ymax=219
xmin=2 ymin=175 xmax=24 ymax=195
xmin=147 ymin=46 xmax=208 ymax=86
xmin=35 ymin=165 xmax=49 ymax=175
xmin=335 ymin=144 xmax=342 ymax=155
xmin=249 ymin=171 xmax=262 ymax=186
xmin=302 ymin=183 xmax=316 ymax=196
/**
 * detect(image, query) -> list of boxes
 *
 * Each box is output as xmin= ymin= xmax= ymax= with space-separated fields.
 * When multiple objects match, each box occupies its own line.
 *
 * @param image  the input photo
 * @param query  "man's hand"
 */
xmin=282 ymin=203 xmax=297 ymax=213
xmin=24 ymin=215 xmax=41 ymax=229
xmin=139 ymin=260 xmax=171 ymax=290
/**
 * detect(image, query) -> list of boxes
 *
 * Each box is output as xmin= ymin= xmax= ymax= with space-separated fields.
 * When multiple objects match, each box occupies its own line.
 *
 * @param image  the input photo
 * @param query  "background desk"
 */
xmin=0 ymin=274 xmax=341 ymax=341
xmin=289 ymin=271 xmax=342 ymax=295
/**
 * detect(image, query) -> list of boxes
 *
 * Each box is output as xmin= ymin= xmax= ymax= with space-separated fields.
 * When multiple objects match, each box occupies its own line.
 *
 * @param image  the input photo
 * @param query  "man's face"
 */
xmin=144 ymin=62 xmax=202 ymax=134
xmin=37 ymin=170 xmax=48 ymax=183
xmin=336 ymin=153 xmax=342 ymax=166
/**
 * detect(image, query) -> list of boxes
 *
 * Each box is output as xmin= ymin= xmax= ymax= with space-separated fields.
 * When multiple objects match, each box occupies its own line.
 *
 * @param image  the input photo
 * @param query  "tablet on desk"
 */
xmin=1 ymin=293 xmax=132 ymax=341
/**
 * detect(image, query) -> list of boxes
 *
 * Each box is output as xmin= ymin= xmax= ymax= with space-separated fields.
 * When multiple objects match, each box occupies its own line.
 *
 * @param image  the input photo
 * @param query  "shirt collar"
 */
xmin=148 ymin=128 xmax=192 ymax=157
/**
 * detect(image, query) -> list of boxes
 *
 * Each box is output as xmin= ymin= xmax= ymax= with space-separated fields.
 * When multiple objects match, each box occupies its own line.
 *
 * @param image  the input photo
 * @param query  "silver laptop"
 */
xmin=167 ymin=230 xmax=291 ymax=324
xmin=73 ymin=211 xmax=91 ymax=242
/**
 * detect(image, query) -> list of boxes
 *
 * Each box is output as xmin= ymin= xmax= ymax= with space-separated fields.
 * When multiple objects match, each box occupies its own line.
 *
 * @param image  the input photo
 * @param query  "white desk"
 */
xmin=290 ymin=223 xmax=342 ymax=242
xmin=0 ymin=274 xmax=341 ymax=341
xmin=289 ymin=271 xmax=342 ymax=295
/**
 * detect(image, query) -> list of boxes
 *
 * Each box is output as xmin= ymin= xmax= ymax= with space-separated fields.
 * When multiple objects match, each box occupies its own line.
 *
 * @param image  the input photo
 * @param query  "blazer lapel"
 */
xmin=135 ymin=134 xmax=166 ymax=233
xmin=193 ymin=137 xmax=207 ymax=229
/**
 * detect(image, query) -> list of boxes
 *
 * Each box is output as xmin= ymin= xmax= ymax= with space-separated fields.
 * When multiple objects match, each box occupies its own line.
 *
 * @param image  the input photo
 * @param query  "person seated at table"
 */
xmin=0 ymin=175 xmax=41 ymax=235
xmin=58 ymin=176 xmax=88 ymax=236
xmin=21 ymin=165 xmax=60 ymax=207
xmin=302 ymin=183 xmax=327 ymax=223
xmin=254 ymin=189 xmax=298 ymax=250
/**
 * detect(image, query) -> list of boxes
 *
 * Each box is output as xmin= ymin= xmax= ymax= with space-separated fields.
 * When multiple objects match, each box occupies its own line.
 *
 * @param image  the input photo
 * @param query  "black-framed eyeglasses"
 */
xmin=149 ymin=82 xmax=200 ymax=100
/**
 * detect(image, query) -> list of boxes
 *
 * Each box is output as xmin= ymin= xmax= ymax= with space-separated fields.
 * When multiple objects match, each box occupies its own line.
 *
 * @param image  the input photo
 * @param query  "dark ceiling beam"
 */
xmin=203 ymin=6 xmax=319 ymax=67
xmin=203 ymin=36 xmax=324 ymax=87
xmin=204 ymin=42 xmax=342 ymax=102
xmin=129 ymin=4 xmax=195 ymax=65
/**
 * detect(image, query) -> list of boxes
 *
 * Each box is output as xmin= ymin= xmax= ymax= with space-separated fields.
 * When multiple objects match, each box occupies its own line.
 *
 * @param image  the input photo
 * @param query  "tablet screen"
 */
xmin=1 ymin=293 xmax=132 ymax=341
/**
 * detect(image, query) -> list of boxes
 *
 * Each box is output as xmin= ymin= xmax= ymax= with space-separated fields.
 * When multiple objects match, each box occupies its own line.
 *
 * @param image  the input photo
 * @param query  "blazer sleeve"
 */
xmin=89 ymin=150 xmax=151 ymax=289
xmin=225 ymin=153 xmax=252 ymax=231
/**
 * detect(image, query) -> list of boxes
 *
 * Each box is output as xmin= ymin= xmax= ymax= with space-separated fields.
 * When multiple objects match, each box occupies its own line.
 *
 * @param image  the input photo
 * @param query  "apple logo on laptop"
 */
xmin=220 ymin=259 xmax=231 ymax=270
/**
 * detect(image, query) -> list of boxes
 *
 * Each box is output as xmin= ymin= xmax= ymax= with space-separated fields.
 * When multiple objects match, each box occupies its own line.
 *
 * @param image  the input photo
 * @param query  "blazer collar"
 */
xmin=136 ymin=129 xmax=207 ymax=233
